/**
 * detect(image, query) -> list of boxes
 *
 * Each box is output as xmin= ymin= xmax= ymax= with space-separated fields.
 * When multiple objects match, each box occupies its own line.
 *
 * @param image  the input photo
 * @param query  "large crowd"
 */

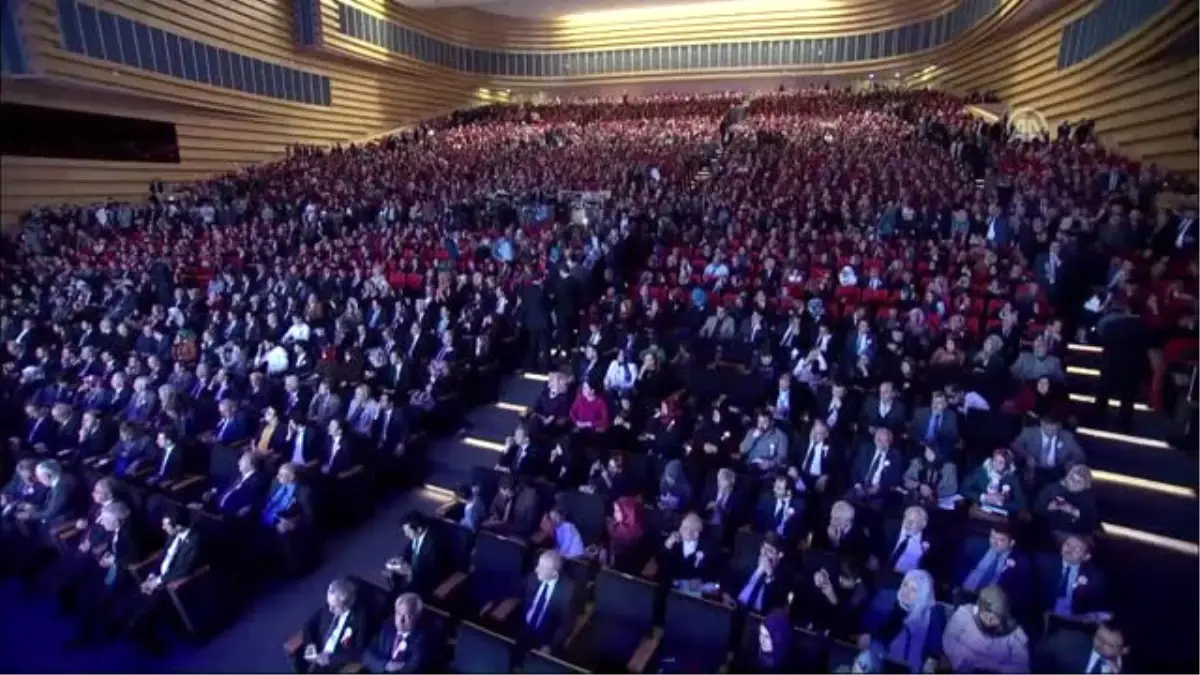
xmin=0 ymin=87 xmax=1196 ymax=673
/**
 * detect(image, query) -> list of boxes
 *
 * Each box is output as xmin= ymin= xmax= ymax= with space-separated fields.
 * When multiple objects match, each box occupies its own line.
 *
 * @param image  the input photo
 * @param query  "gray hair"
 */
xmin=327 ymin=578 xmax=357 ymax=605
xmin=35 ymin=459 xmax=62 ymax=481
xmin=395 ymin=592 xmax=423 ymax=615
xmin=101 ymin=500 xmax=131 ymax=521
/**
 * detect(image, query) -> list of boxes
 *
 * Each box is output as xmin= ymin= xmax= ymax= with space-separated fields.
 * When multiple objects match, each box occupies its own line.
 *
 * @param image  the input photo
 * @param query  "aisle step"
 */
xmin=1078 ymin=434 xmax=1197 ymax=487
xmin=467 ymin=405 xmax=524 ymax=434
xmin=1093 ymin=481 xmax=1199 ymax=544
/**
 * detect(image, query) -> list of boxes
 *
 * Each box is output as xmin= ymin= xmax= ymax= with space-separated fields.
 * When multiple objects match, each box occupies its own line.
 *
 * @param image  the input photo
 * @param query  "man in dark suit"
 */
xmin=70 ymin=500 xmax=142 ymax=646
xmin=790 ymin=419 xmax=843 ymax=501
xmin=521 ymin=277 xmax=552 ymax=372
xmin=285 ymin=413 xmax=320 ymax=469
xmin=362 ymin=592 xmax=437 ymax=673
xmin=873 ymin=505 xmax=936 ymax=577
xmin=1036 ymin=534 xmax=1110 ymax=619
xmin=953 ymin=524 xmax=1032 ymax=611
xmin=844 ymin=428 xmax=903 ymax=510
xmin=290 ymin=578 xmax=369 ymax=673
xmin=1092 ymin=300 xmax=1148 ymax=430
xmin=320 ymin=419 xmax=356 ymax=477
xmin=842 ymin=319 xmax=876 ymax=377
xmin=42 ymin=477 xmax=120 ymax=604
xmin=115 ymin=507 xmax=202 ymax=653
xmin=858 ymin=381 xmax=908 ymax=435
xmin=655 ymin=512 xmax=718 ymax=585
xmin=384 ymin=512 xmax=441 ymax=599
xmin=701 ymin=467 xmax=748 ymax=537
xmin=497 ymin=424 xmax=543 ymax=478
xmin=205 ymin=451 xmax=269 ymax=517
xmin=252 ymin=406 xmax=288 ymax=457
xmin=146 ymin=429 xmax=186 ymax=485
xmin=373 ymin=393 xmax=409 ymax=461
xmin=23 ymin=459 xmax=79 ymax=527
xmin=515 ymin=549 xmax=578 ymax=653
xmin=260 ymin=462 xmax=320 ymax=575
xmin=754 ymin=473 xmax=805 ymax=545
xmin=209 ymin=399 xmax=249 ymax=446
xmin=1034 ymin=619 xmax=1130 ymax=674
xmin=724 ymin=533 xmax=790 ymax=614
xmin=908 ymin=391 xmax=960 ymax=456
xmin=812 ymin=381 xmax=858 ymax=441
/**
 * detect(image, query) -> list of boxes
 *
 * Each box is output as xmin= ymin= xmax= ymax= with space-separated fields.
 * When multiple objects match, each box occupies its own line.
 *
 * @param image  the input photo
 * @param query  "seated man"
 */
xmin=514 ymin=550 xmax=579 ymax=653
xmin=952 ymin=523 xmax=1032 ymax=612
xmin=498 ymin=423 xmax=544 ymax=479
xmin=1 ymin=458 xmax=45 ymax=528
xmin=203 ymin=451 xmax=269 ymax=517
xmin=753 ymin=473 xmax=804 ymax=545
xmin=70 ymin=500 xmax=142 ymax=647
xmin=1033 ymin=617 xmax=1131 ymax=673
xmin=872 ymin=505 xmax=936 ymax=577
xmin=844 ymin=428 xmax=902 ymax=510
xmin=42 ymin=477 xmax=118 ymax=605
xmin=654 ymin=512 xmax=718 ymax=590
xmin=739 ymin=411 xmax=788 ymax=473
xmin=258 ymin=462 xmax=319 ymax=575
xmin=115 ymin=507 xmax=202 ymax=653
xmin=1037 ymin=534 xmax=1111 ymax=621
xmin=207 ymin=398 xmax=249 ymax=446
xmin=362 ymin=592 xmax=438 ymax=673
xmin=724 ymin=533 xmax=790 ymax=615
xmin=290 ymin=578 xmax=368 ymax=674
xmin=383 ymin=511 xmax=441 ymax=599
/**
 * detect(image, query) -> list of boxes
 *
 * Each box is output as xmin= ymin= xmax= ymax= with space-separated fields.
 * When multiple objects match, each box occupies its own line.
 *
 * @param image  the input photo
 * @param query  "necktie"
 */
xmin=926 ymin=413 xmax=940 ymax=441
xmin=774 ymin=500 xmax=787 ymax=527
xmin=392 ymin=632 xmax=408 ymax=660
xmin=1088 ymin=657 xmax=1105 ymax=674
xmin=804 ymin=444 xmax=819 ymax=475
xmin=527 ymin=582 xmax=550 ymax=628
xmin=1057 ymin=566 xmax=1071 ymax=597
xmin=745 ymin=571 xmax=768 ymax=611
xmin=890 ymin=535 xmax=910 ymax=570
xmin=866 ymin=452 xmax=883 ymax=484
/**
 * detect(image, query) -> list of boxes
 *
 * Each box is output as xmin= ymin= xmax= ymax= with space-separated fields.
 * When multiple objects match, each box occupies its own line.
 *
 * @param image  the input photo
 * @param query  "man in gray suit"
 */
xmin=1011 ymin=415 xmax=1085 ymax=489
xmin=1010 ymin=336 xmax=1066 ymax=383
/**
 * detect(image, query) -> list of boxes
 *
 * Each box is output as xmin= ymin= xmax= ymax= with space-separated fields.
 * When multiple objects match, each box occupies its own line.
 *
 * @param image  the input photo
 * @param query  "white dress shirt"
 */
xmin=321 ymin=610 xmax=351 ymax=654
xmin=159 ymin=529 xmax=189 ymax=577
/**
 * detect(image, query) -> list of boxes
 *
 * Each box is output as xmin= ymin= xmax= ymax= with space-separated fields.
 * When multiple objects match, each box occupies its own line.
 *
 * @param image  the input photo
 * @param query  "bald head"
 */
xmin=536 ymin=549 xmax=563 ymax=582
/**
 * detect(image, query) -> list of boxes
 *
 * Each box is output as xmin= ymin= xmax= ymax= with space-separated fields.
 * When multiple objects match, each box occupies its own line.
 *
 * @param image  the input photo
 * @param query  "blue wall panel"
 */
xmin=56 ymin=0 xmax=332 ymax=106
xmin=333 ymin=0 xmax=999 ymax=76
xmin=1058 ymin=0 xmax=1172 ymax=69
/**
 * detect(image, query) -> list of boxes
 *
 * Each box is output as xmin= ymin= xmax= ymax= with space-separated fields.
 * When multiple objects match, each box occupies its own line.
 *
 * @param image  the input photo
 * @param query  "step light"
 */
xmin=496 ymin=402 xmax=530 ymax=414
xmin=1076 ymin=427 xmax=1171 ymax=449
xmin=1102 ymin=523 xmax=1199 ymax=556
xmin=463 ymin=436 xmax=506 ymax=452
xmin=1067 ymin=393 xmax=1150 ymax=411
xmin=1092 ymin=470 xmax=1196 ymax=498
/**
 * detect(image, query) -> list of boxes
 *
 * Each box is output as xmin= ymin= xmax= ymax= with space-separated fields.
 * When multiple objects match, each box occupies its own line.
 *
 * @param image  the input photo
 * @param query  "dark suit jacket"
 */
xmin=498 ymin=441 xmax=544 ymax=477
xmin=107 ymin=525 xmax=143 ymax=589
xmin=401 ymin=533 xmax=442 ymax=597
xmin=908 ymin=407 xmax=960 ymax=451
xmin=159 ymin=529 xmax=202 ymax=584
xmin=876 ymin=520 xmax=936 ymax=573
xmin=725 ymin=563 xmax=790 ymax=614
xmin=848 ymin=446 xmax=903 ymax=491
xmin=373 ymin=407 xmax=408 ymax=452
xmin=1035 ymin=555 xmax=1109 ymax=616
xmin=33 ymin=474 xmax=79 ymax=525
xmin=320 ymin=439 xmax=357 ymax=476
xmin=754 ymin=495 xmax=805 ymax=543
xmin=656 ymin=539 xmax=718 ymax=583
xmin=952 ymin=538 xmax=1032 ymax=604
xmin=520 ymin=574 xmax=578 ymax=648
xmin=301 ymin=607 xmax=369 ymax=669
xmin=214 ymin=471 xmax=268 ymax=515
xmin=152 ymin=444 xmax=186 ymax=481
xmin=362 ymin=621 xmax=436 ymax=674
xmin=1032 ymin=629 xmax=1098 ymax=673
xmin=213 ymin=415 xmax=249 ymax=445
xmin=701 ymin=483 xmax=748 ymax=532
xmin=858 ymin=396 xmax=907 ymax=434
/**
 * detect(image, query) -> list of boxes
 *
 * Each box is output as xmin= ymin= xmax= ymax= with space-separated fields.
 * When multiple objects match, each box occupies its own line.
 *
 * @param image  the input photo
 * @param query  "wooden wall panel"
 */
xmin=926 ymin=0 xmax=1199 ymax=177
xmin=1 ymin=0 xmax=492 ymax=226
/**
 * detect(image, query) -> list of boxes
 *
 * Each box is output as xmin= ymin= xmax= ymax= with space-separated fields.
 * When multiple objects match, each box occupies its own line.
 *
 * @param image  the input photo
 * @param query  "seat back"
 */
xmin=473 ymin=530 xmax=528 ymax=580
xmin=593 ymin=568 xmax=656 ymax=627
xmin=208 ymin=443 xmax=240 ymax=485
xmin=431 ymin=516 xmax=474 ymax=572
xmin=523 ymin=649 xmax=592 ymax=674
xmin=452 ymin=621 xmax=515 ymax=673
xmin=663 ymin=590 xmax=734 ymax=657
xmin=558 ymin=489 xmax=606 ymax=546
xmin=731 ymin=528 xmax=764 ymax=572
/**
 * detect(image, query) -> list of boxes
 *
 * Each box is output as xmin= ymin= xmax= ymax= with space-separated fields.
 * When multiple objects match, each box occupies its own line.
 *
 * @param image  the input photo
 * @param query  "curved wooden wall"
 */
xmin=1 ymin=0 xmax=493 ymax=226
xmin=925 ymin=0 xmax=1199 ymax=177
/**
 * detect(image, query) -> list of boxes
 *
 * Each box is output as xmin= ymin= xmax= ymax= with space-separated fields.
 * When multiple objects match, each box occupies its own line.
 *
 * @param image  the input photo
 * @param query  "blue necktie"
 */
xmin=925 ymin=413 xmax=940 ymax=441
xmin=527 ymin=582 xmax=550 ymax=628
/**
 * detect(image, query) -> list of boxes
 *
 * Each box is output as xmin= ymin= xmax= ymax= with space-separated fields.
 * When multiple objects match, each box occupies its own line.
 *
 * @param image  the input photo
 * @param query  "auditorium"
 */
xmin=0 ymin=0 xmax=1197 ymax=672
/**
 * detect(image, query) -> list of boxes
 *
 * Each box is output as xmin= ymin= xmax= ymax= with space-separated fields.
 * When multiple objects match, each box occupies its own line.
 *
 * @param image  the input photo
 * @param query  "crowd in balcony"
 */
xmin=0 ymin=86 xmax=1195 ymax=673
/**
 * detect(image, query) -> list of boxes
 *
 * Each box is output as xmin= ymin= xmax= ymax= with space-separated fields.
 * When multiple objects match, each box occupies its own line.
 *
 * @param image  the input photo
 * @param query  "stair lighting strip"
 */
xmin=1067 ymin=366 xmax=1101 ymax=377
xmin=1068 ymin=343 xmax=1103 ymax=353
xmin=1102 ymin=523 xmax=1200 ymax=556
xmin=1076 ymin=427 xmax=1171 ymax=449
xmin=463 ymin=436 xmax=507 ymax=452
xmin=496 ymin=402 xmax=530 ymax=414
xmin=522 ymin=372 xmax=551 ymax=382
xmin=1068 ymin=393 xmax=1150 ymax=411
xmin=1092 ymin=470 xmax=1197 ymax=498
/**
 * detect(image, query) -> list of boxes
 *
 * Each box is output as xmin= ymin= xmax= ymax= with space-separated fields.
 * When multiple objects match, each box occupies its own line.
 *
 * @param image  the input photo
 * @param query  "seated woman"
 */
xmin=751 ymin=610 xmax=794 ymax=673
xmin=858 ymin=569 xmax=947 ymax=674
xmin=962 ymin=448 xmax=1027 ymax=518
xmin=1033 ymin=464 xmax=1101 ymax=538
xmin=792 ymin=558 xmax=869 ymax=640
xmin=603 ymin=495 xmax=645 ymax=572
xmin=526 ymin=372 xmax=571 ymax=438
xmin=808 ymin=500 xmax=870 ymax=565
xmin=640 ymin=399 xmax=686 ymax=461
xmin=941 ymin=585 xmax=1030 ymax=674
xmin=1015 ymin=376 xmax=1067 ymax=421
xmin=657 ymin=459 xmax=694 ymax=519
xmin=546 ymin=436 xmax=582 ymax=489
xmin=587 ymin=451 xmax=632 ymax=499
xmin=568 ymin=381 xmax=610 ymax=434
xmin=603 ymin=349 xmax=639 ymax=398
xmin=901 ymin=444 xmax=960 ymax=511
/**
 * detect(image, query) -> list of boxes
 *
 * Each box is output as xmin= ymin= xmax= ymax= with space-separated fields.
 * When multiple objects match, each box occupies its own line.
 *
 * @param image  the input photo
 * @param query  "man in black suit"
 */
xmin=42 ymin=477 xmax=119 ymax=604
xmin=521 ymin=278 xmax=552 ymax=372
xmin=858 ymin=381 xmax=907 ymax=436
xmin=115 ymin=507 xmax=202 ymax=653
xmin=655 ymin=512 xmax=718 ymax=586
xmin=384 ymin=512 xmax=441 ymax=599
xmin=1035 ymin=618 xmax=1130 ymax=673
xmin=701 ymin=467 xmax=747 ymax=537
xmin=291 ymin=578 xmax=369 ymax=673
xmin=70 ymin=500 xmax=142 ymax=647
xmin=373 ymin=393 xmax=409 ymax=462
xmin=362 ymin=592 xmax=437 ymax=673
xmin=754 ymin=473 xmax=805 ymax=545
xmin=497 ymin=424 xmax=543 ymax=478
xmin=260 ymin=462 xmax=320 ymax=575
xmin=515 ymin=549 xmax=578 ymax=653
xmin=1092 ymin=300 xmax=1148 ymax=430
xmin=285 ymin=413 xmax=320 ymax=469
xmin=146 ymin=429 xmax=186 ymax=485
xmin=790 ymin=419 xmax=843 ymax=502
xmin=844 ymin=428 xmax=903 ymax=511
xmin=205 ymin=451 xmax=270 ymax=517
xmin=725 ymin=533 xmax=790 ymax=614
xmin=320 ymin=419 xmax=357 ymax=477
xmin=20 ymin=459 xmax=79 ymax=527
